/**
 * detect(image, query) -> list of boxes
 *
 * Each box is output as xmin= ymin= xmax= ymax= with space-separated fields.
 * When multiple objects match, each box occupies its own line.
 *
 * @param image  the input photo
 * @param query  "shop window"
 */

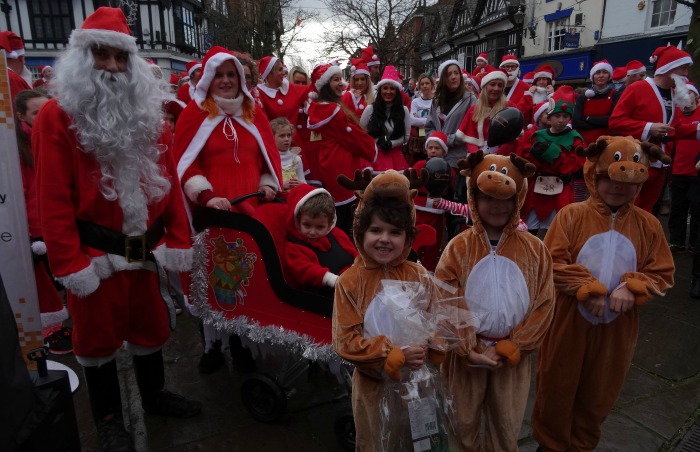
xmin=547 ymin=17 xmax=569 ymax=52
xmin=28 ymin=0 xmax=74 ymax=43
xmin=651 ymin=0 xmax=677 ymax=27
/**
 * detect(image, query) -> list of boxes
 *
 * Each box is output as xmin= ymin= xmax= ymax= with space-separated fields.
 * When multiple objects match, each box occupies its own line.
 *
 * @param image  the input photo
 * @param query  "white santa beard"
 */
xmin=64 ymin=68 xmax=170 ymax=234
xmin=671 ymin=74 xmax=693 ymax=109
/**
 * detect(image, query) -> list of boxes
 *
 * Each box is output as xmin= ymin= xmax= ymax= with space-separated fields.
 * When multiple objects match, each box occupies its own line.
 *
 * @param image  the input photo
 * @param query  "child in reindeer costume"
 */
xmin=531 ymin=136 xmax=675 ymax=451
xmin=332 ymin=169 xmax=444 ymax=451
xmin=434 ymin=152 xmax=555 ymax=451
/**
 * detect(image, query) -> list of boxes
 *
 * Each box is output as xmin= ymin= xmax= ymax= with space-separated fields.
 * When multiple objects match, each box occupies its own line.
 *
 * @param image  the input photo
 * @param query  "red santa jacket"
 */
xmin=456 ymin=101 xmax=516 ymax=153
xmin=341 ymin=91 xmax=367 ymax=119
xmin=33 ymin=99 xmax=193 ymax=297
xmin=306 ymin=101 xmax=377 ymax=204
xmin=670 ymin=106 xmax=700 ymax=176
xmin=9 ymin=69 xmax=31 ymax=102
xmin=257 ymin=80 xmax=312 ymax=126
xmin=282 ymin=185 xmax=357 ymax=289
xmin=505 ymin=79 xmax=530 ymax=115
xmin=176 ymin=81 xmax=194 ymax=105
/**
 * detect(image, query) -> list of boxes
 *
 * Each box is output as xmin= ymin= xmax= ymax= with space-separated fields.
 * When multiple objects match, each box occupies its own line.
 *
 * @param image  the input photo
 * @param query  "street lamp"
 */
xmin=507 ymin=0 xmax=525 ymax=56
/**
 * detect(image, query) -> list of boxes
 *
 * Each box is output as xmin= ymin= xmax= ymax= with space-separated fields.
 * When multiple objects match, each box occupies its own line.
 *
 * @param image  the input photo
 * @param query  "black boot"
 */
xmin=229 ymin=334 xmax=256 ymax=373
xmin=133 ymin=350 xmax=202 ymax=418
xmin=198 ymin=339 xmax=225 ymax=374
xmin=84 ymin=360 xmax=133 ymax=452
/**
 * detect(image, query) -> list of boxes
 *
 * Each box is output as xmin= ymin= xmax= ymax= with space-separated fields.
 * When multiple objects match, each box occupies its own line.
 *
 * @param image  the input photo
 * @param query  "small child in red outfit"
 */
xmin=283 ymin=185 xmax=357 ymax=293
xmin=413 ymin=131 xmax=449 ymax=271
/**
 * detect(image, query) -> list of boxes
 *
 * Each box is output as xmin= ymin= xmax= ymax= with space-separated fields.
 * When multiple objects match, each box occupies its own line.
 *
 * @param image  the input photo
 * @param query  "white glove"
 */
xmin=322 ymin=272 xmax=339 ymax=288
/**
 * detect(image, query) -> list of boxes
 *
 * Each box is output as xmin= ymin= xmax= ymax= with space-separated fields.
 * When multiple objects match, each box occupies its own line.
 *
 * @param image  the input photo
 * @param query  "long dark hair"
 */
xmin=433 ymin=63 xmax=466 ymax=113
xmin=317 ymin=81 xmax=360 ymax=125
xmin=366 ymin=84 xmax=405 ymax=140
xmin=15 ymin=90 xmax=47 ymax=168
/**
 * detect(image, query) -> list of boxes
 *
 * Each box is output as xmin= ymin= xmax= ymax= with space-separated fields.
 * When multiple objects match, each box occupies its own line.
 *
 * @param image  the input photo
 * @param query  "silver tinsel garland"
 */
xmin=191 ymin=230 xmax=342 ymax=364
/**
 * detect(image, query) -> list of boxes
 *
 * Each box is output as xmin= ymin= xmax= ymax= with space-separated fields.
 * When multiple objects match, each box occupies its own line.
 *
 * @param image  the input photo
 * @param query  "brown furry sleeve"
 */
xmin=620 ymin=213 xmax=674 ymax=296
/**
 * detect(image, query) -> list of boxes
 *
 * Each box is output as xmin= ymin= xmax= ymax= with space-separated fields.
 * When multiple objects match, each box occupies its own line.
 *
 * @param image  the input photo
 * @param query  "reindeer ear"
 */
xmin=509 ymin=153 xmax=536 ymax=178
xmin=458 ymin=151 xmax=484 ymax=178
xmin=337 ymin=168 xmax=374 ymax=191
xmin=582 ymin=136 xmax=609 ymax=161
xmin=640 ymin=141 xmax=671 ymax=165
xmin=403 ymin=168 xmax=429 ymax=189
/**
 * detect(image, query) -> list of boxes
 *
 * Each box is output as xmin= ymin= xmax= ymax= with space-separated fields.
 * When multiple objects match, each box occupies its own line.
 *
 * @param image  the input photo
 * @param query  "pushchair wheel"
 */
xmin=241 ymin=373 xmax=287 ymax=422
xmin=334 ymin=401 xmax=355 ymax=451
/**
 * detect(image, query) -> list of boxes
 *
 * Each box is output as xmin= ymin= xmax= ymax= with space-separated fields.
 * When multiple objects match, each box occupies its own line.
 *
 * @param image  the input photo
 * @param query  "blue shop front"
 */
xmin=520 ymin=49 xmax=595 ymax=85
xmin=595 ymin=32 xmax=688 ymax=74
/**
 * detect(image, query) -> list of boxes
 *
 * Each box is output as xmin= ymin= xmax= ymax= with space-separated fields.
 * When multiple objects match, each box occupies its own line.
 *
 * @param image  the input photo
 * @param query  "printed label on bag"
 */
xmin=534 ymin=175 xmax=564 ymax=195
xmin=408 ymin=397 xmax=438 ymax=440
xmin=418 ymin=127 xmax=426 ymax=137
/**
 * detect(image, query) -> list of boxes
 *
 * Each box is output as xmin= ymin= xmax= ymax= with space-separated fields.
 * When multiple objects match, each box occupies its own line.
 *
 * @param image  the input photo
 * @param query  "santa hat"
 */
xmin=687 ymin=82 xmax=699 ymax=98
xmin=0 ymin=32 xmax=10 ymax=54
xmin=480 ymin=67 xmax=508 ymax=88
xmin=547 ymin=85 xmax=576 ymax=115
xmin=437 ymin=59 xmax=460 ymax=79
xmin=612 ymin=67 xmax=628 ymax=82
xmin=350 ymin=57 xmax=370 ymax=78
xmin=0 ymin=31 xmax=24 ymax=58
xmin=425 ymin=131 xmax=448 ymax=154
xmin=650 ymin=45 xmax=692 ymax=75
xmin=290 ymin=186 xmax=337 ymax=229
xmin=533 ymin=64 xmax=555 ymax=84
xmin=463 ymin=71 xmax=480 ymax=92
xmin=68 ymin=7 xmax=137 ymax=54
xmin=257 ymin=55 xmax=279 ymax=81
xmin=533 ymin=102 xmax=549 ymax=126
xmin=193 ymin=46 xmax=254 ymax=107
xmin=476 ymin=53 xmax=488 ymax=64
xmin=169 ymin=73 xmax=180 ymax=86
xmin=499 ymin=54 xmax=520 ymax=68
xmin=375 ymin=65 xmax=403 ymax=91
xmin=361 ymin=45 xmax=380 ymax=66
xmin=163 ymin=99 xmax=186 ymax=120
xmin=39 ymin=65 xmax=52 ymax=75
xmin=523 ymin=71 xmax=534 ymax=84
xmin=186 ymin=60 xmax=202 ymax=77
xmin=309 ymin=62 xmax=342 ymax=98
xmin=626 ymin=60 xmax=647 ymax=76
xmin=589 ymin=59 xmax=613 ymax=80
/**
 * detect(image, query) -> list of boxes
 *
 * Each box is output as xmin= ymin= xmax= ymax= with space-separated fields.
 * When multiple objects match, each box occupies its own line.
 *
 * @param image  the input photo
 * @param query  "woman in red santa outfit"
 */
xmin=341 ymin=57 xmax=375 ymax=118
xmin=360 ymin=65 xmax=411 ymax=171
xmin=307 ymin=62 xmax=377 ymax=234
xmin=175 ymin=47 xmax=284 ymax=373
xmin=573 ymin=60 xmax=620 ymax=145
xmin=256 ymin=55 xmax=312 ymax=127
xmin=457 ymin=67 xmax=513 ymax=154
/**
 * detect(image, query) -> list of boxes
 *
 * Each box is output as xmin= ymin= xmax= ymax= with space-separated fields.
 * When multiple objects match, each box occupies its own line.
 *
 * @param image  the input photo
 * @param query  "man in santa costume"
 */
xmin=0 ymin=31 xmax=31 ymax=100
xmin=361 ymin=45 xmax=382 ymax=84
xmin=33 ymin=7 xmax=201 ymax=451
xmin=32 ymin=65 xmax=53 ymax=89
xmin=625 ymin=59 xmax=648 ymax=86
xmin=473 ymin=52 xmax=490 ymax=77
xmin=610 ymin=45 xmax=700 ymax=213
xmin=176 ymin=59 xmax=202 ymax=104
xmin=499 ymin=54 xmax=530 ymax=116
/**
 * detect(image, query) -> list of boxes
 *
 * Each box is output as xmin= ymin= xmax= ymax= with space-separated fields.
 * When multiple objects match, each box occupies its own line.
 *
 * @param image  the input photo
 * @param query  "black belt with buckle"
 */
xmin=76 ymin=217 xmax=165 ymax=263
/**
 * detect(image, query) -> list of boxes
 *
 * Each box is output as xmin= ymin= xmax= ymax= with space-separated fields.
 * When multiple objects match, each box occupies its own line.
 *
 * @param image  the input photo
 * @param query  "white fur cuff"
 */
xmin=455 ymin=129 xmax=468 ymax=144
xmin=184 ymin=175 xmax=213 ymax=202
xmin=322 ymin=272 xmax=339 ymax=287
xmin=259 ymin=173 xmax=280 ymax=192
xmin=57 ymin=262 xmax=100 ymax=298
xmin=152 ymin=244 xmax=193 ymax=272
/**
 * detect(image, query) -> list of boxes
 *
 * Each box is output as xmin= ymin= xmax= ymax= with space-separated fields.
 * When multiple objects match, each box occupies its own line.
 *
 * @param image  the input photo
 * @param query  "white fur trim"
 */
xmin=259 ymin=173 xmax=278 ymax=190
xmin=70 ymin=29 xmax=137 ymax=53
xmin=188 ymin=62 xmax=202 ymax=77
xmin=322 ymin=272 xmax=338 ymax=287
xmin=346 ymin=126 xmax=352 ymax=132
xmin=589 ymin=62 xmax=613 ymax=80
xmin=184 ymin=175 xmax=214 ymax=202
xmin=376 ymin=78 xmax=403 ymax=91
xmin=455 ymin=129 xmax=468 ymax=144
xmin=425 ymin=136 xmax=448 ymax=153
xmin=31 ymin=241 xmax=47 ymax=255
xmin=125 ymin=343 xmax=162 ymax=356
xmin=627 ymin=66 xmax=646 ymax=76
xmin=194 ymin=52 xmax=254 ymax=106
xmin=352 ymin=68 xmax=370 ymax=77
xmin=152 ymin=244 xmax=193 ymax=272
xmin=40 ymin=307 xmax=69 ymax=329
xmin=294 ymin=188 xmax=333 ymax=217
xmin=534 ymin=70 xmax=553 ymax=81
xmin=307 ymin=105 xmax=341 ymax=130
xmin=480 ymin=71 xmax=507 ymax=88
xmin=438 ymin=60 xmax=460 ymax=78
xmin=57 ymin=262 xmax=100 ymax=298
xmin=585 ymin=89 xmax=595 ymax=98
xmin=533 ymin=103 xmax=549 ymax=124
xmin=315 ymin=65 xmax=342 ymax=92
xmin=476 ymin=55 xmax=488 ymax=64
xmin=655 ymin=56 xmax=693 ymax=75
xmin=261 ymin=56 xmax=278 ymax=81
xmin=277 ymin=99 xmax=283 ymax=105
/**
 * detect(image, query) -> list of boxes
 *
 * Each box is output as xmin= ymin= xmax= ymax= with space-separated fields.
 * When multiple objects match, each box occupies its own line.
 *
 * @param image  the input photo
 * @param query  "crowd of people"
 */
xmin=3 ymin=5 xmax=693 ymax=452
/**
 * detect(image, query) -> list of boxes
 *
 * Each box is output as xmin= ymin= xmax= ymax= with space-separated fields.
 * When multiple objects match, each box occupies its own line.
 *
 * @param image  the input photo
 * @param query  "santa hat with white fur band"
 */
xmin=437 ymin=59 xmax=460 ymax=78
xmin=480 ymin=67 xmax=508 ymax=88
xmin=258 ymin=55 xmax=279 ymax=82
xmin=589 ymin=59 xmax=613 ymax=79
xmin=650 ymin=45 xmax=693 ymax=75
xmin=425 ymin=131 xmax=449 ymax=153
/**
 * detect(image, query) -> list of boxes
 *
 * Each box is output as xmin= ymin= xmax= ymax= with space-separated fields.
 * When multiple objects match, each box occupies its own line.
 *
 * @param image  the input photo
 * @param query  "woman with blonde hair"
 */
xmin=341 ymin=58 xmax=375 ymax=118
xmin=288 ymin=65 xmax=309 ymax=85
xmin=456 ymin=67 xmax=511 ymax=154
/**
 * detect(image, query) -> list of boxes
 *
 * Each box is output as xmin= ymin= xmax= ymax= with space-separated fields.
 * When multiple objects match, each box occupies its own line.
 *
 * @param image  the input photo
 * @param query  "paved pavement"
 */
xmin=51 ymin=223 xmax=700 ymax=451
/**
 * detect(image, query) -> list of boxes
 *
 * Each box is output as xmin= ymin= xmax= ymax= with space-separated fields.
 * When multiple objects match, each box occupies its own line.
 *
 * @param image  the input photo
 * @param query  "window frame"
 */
xmin=547 ymin=16 xmax=570 ymax=52
xmin=650 ymin=0 xmax=677 ymax=28
xmin=27 ymin=0 xmax=75 ymax=44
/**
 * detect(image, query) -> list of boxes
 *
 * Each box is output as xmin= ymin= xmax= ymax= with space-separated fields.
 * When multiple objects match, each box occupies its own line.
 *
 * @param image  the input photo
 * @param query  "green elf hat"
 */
xmin=546 ymin=85 xmax=576 ymax=116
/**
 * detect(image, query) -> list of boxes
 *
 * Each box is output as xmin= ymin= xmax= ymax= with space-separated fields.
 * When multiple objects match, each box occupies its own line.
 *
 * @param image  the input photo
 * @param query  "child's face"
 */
xmin=165 ymin=113 xmax=176 ymax=132
xmin=426 ymin=142 xmax=445 ymax=159
xmin=19 ymin=96 xmax=48 ymax=126
xmin=549 ymin=112 xmax=570 ymax=133
xmin=536 ymin=113 xmax=550 ymax=129
xmin=362 ymin=215 xmax=406 ymax=265
xmin=597 ymin=176 xmax=639 ymax=208
xmin=274 ymin=126 xmax=293 ymax=151
xmin=298 ymin=213 xmax=332 ymax=241
xmin=475 ymin=193 xmax=515 ymax=232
